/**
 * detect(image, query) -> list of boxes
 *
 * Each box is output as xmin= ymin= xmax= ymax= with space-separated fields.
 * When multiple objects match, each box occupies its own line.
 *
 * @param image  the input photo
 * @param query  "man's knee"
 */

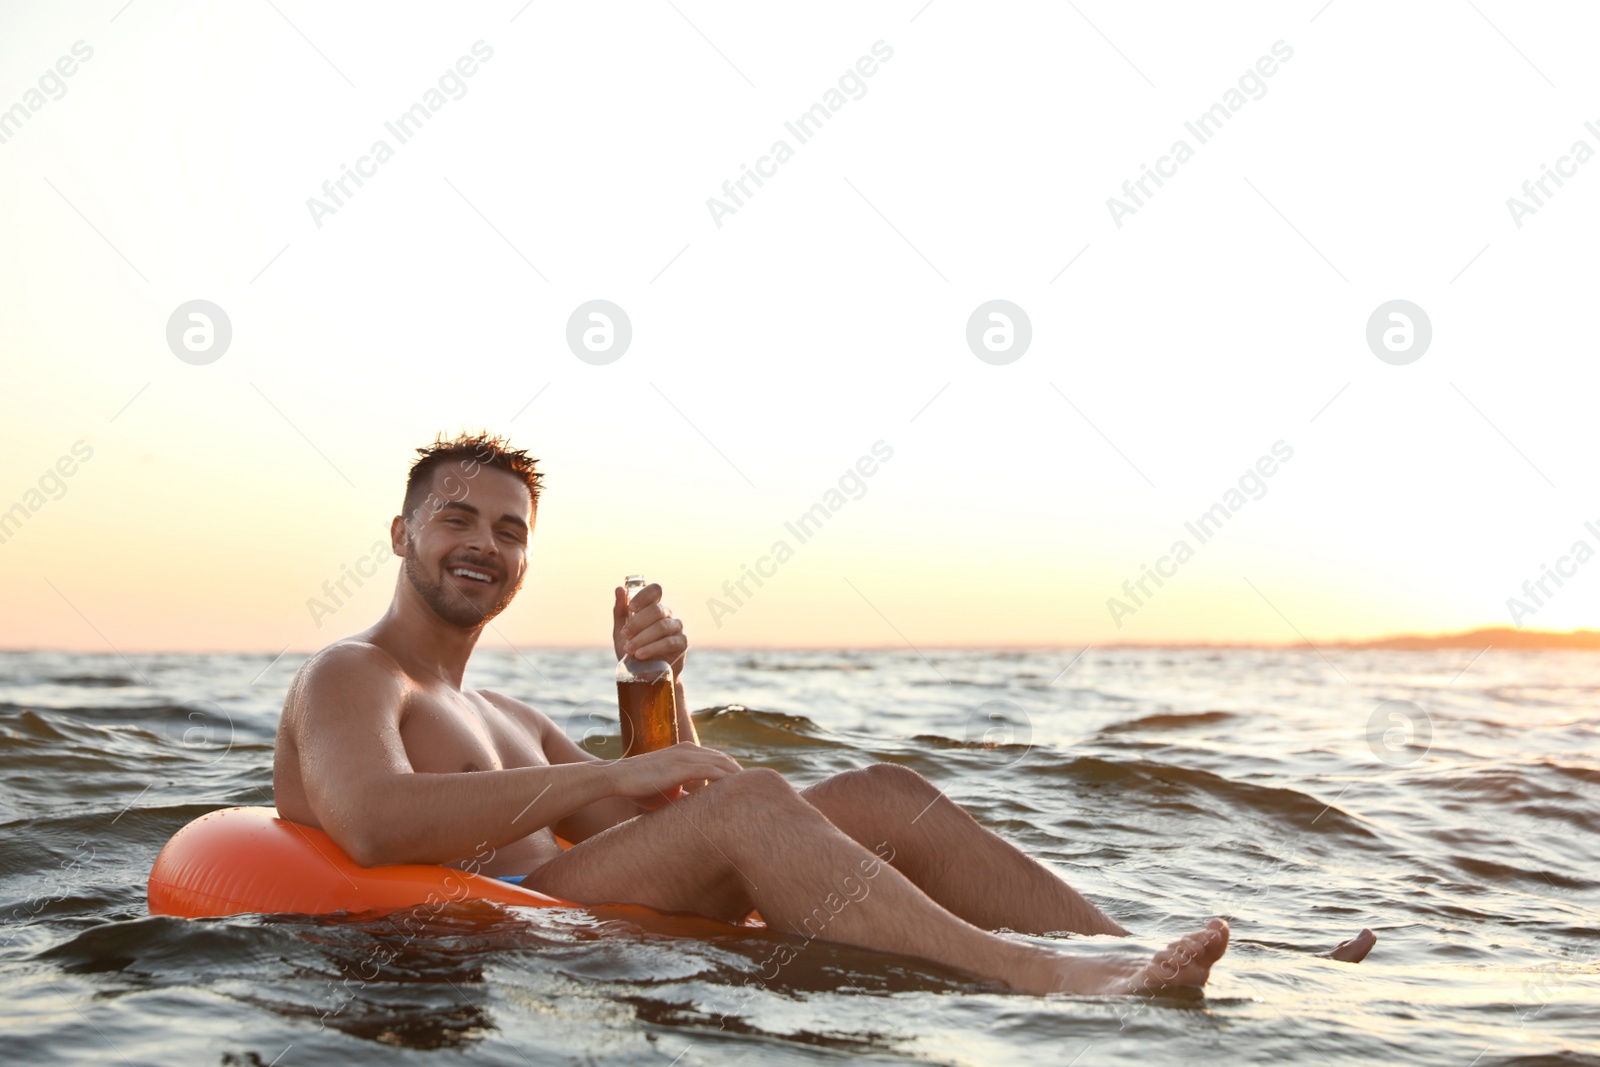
xmin=843 ymin=762 xmax=934 ymax=801
xmin=862 ymin=762 xmax=932 ymax=793
xmin=698 ymin=767 xmax=819 ymax=833
xmin=808 ymin=762 xmax=935 ymax=816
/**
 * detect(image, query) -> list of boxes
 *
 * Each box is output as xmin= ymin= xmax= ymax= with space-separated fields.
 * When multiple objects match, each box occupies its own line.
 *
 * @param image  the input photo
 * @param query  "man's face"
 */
xmin=401 ymin=465 xmax=533 ymax=628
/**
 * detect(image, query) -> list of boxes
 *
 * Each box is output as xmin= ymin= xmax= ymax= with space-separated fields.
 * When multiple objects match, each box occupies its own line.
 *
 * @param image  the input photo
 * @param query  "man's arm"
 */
xmin=673 ymin=676 xmax=696 ymax=745
xmin=292 ymin=644 xmax=737 ymax=866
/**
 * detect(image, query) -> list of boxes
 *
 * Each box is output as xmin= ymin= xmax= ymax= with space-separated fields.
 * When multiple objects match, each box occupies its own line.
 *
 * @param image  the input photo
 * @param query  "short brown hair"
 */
xmin=402 ymin=431 xmax=544 ymax=522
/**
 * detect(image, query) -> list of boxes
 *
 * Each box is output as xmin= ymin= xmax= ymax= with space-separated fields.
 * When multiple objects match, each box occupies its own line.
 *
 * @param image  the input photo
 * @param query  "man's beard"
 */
xmin=405 ymin=549 xmax=520 ymax=628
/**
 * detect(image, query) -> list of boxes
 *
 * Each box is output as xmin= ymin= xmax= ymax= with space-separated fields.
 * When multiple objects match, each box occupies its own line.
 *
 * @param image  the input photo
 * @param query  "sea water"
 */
xmin=1 ymin=646 xmax=1594 ymax=1065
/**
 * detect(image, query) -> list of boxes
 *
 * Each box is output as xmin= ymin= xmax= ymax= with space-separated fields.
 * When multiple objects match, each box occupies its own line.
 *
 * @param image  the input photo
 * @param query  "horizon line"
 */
xmin=3 ymin=625 xmax=1596 ymax=657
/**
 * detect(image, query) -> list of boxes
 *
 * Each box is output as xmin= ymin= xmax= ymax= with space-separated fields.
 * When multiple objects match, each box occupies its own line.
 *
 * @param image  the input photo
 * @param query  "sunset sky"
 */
xmin=2 ymin=2 xmax=1597 ymax=653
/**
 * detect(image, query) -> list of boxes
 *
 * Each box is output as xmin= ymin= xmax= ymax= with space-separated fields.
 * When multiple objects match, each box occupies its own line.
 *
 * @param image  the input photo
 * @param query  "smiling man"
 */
xmin=272 ymin=431 xmax=1238 ymax=996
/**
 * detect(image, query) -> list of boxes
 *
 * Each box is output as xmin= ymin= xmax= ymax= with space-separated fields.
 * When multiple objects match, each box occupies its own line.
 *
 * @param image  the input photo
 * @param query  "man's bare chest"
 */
xmin=397 ymin=690 xmax=546 ymax=775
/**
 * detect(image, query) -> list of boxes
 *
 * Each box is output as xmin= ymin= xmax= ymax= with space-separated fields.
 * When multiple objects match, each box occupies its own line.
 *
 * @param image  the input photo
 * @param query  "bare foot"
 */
xmin=1116 ymin=918 xmax=1230 ymax=994
xmin=1317 ymin=927 xmax=1376 ymax=963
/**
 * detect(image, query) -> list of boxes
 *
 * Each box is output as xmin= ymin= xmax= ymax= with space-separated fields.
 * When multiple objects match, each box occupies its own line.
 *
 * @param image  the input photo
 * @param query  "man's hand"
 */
xmin=613 ymin=581 xmax=688 ymax=679
xmin=608 ymin=742 xmax=741 ymax=810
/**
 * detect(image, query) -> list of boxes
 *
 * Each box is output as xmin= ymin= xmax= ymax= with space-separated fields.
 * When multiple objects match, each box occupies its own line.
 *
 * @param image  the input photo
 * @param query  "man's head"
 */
xmin=391 ymin=431 xmax=544 ymax=629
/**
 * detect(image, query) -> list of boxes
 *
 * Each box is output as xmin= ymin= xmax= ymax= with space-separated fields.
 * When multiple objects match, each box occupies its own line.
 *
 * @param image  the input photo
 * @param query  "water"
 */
xmin=1 ymin=646 xmax=1596 ymax=1066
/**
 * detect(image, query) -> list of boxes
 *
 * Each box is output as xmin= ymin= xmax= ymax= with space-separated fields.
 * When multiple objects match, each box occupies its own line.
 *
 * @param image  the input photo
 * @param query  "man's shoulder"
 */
xmin=303 ymin=638 xmax=401 ymax=673
xmin=291 ymin=640 xmax=407 ymax=701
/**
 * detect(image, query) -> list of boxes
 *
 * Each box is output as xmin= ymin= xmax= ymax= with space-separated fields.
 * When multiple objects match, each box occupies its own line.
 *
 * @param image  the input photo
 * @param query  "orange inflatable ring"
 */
xmin=148 ymin=806 xmax=572 ymax=918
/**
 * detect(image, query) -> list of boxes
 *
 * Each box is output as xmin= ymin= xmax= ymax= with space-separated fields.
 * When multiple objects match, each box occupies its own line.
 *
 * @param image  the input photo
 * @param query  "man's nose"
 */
xmin=465 ymin=524 xmax=497 ymax=556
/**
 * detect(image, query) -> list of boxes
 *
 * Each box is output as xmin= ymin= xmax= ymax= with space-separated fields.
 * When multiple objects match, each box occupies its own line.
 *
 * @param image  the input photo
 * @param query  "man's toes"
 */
xmin=1199 ymin=919 xmax=1229 ymax=960
xmin=1159 ymin=938 xmax=1203 ymax=972
xmin=1321 ymin=926 xmax=1376 ymax=963
xmin=1138 ymin=920 xmax=1230 ymax=992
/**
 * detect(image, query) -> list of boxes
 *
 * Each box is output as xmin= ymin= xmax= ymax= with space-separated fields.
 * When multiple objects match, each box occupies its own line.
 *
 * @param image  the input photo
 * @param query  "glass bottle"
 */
xmin=615 ymin=574 xmax=680 ymax=757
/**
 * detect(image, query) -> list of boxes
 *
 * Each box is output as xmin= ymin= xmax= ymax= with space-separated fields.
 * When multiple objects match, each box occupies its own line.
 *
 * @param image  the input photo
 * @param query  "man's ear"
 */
xmin=389 ymin=515 xmax=408 ymax=556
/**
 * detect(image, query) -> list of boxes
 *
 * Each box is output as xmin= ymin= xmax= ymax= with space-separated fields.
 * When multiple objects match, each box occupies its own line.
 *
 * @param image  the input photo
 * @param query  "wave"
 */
xmin=1101 ymin=710 xmax=1239 ymax=733
xmin=1403 ymin=763 xmax=1600 ymax=830
xmin=1055 ymin=755 xmax=1380 ymax=838
xmin=1448 ymin=854 xmax=1595 ymax=892
xmin=46 ymin=674 xmax=138 ymax=688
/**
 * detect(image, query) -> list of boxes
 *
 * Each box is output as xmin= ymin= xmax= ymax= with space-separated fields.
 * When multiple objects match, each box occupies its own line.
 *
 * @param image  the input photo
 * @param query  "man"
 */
xmin=275 ymin=431 xmax=1245 ymax=997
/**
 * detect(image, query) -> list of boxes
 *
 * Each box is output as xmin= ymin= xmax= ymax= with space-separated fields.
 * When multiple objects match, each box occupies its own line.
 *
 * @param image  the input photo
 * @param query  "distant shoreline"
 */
xmin=4 ymin=627 xmax=1600 ymax=655
xmin=1108 ymin=627 xmax=1600 ymax=652
xmin=1318 ymin=627 xmax=1600 ymax=651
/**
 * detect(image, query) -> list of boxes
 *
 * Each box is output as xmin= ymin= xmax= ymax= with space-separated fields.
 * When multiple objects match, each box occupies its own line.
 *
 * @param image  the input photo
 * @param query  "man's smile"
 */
xmin=448 ymin=564 xmax=498 ymax=585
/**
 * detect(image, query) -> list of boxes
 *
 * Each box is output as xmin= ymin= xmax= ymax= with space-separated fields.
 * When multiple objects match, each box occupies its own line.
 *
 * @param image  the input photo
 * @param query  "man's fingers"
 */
xmin=625 ymin=754 xmax=741 ymax=806
xmin=699 ymin=751 xmax=742 ymax=777
xmin=626 ymin=621 xmax=685 ymax=658
xmin=621 ymin=744 xmax=740 ymax=794
xmin=617 ymin=586 xmax=664 ymax=625
xmin=629 ymin=631 xmax=685 ymax=661
xmin=625 ymin=600 xmax=674 ymax=630
xmin=623 ymin=607 xmax=665 ymax=641
xmin=662 ymin=743 xmax=740 ymax=779
xmin=627 ymin=583 xmax=663 ymax=609
xmin=634 ymin=617 xmax=682 ymax=642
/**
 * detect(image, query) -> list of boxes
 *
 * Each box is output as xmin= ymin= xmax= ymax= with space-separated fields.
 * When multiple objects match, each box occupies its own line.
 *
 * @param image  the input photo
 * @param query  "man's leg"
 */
xmin=521 ymin=768 xmax=1226 ymax=995
xmin=799 ymin=764 xmax=1129 ymax=937
xmin=800 ymin=764 xmax=1378 ymax=962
